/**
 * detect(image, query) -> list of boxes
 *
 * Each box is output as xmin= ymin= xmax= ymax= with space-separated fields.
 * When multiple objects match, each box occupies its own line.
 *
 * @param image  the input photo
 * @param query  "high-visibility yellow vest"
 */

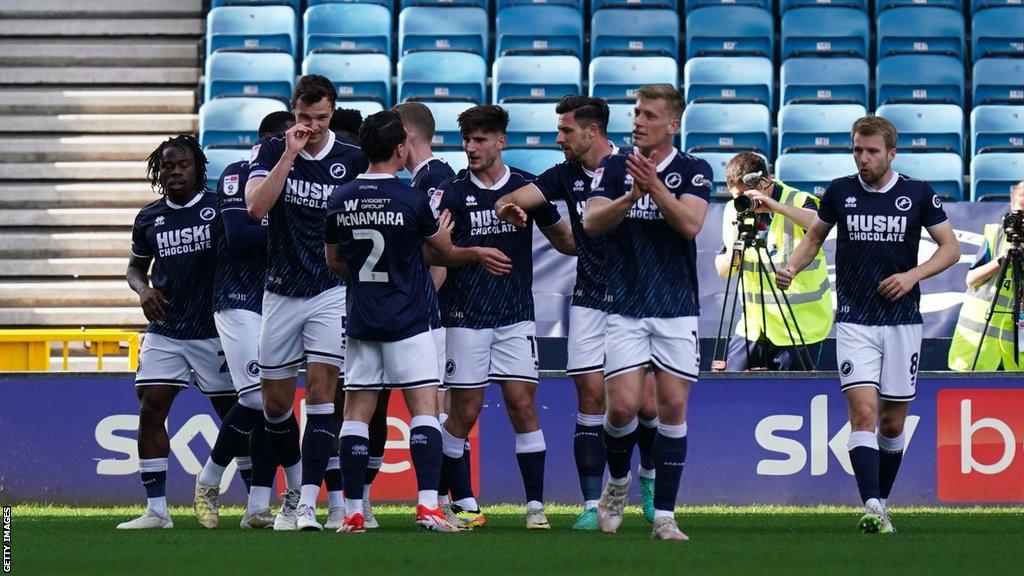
xmin=948 ymin=224 xmax=1021 ymax=371
xmin=722 ymin=180 xmax=833 ymax=345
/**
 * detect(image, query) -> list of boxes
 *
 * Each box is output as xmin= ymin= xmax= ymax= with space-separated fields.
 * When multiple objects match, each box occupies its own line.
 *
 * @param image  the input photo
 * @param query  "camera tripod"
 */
xmin=969 ymin=236 xmax=1023 ymax=370
xmin=712 ymin=214 xmax=817 ymax=371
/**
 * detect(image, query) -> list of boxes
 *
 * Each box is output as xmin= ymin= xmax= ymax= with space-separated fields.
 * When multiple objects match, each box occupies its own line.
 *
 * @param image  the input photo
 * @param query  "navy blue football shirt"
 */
xmin=411 ymin=157 xmax=457 ymax=331
xmin=817 ymin=172 xmax=948 ymax=326
xmin=434 ymin=166 xmax=562 ymax=329
xmin=249 ymin=130 xmax=368 ymax=297
xmin=533 ymin=148 xmax=618 ymax=311
xmin=131 ymin=191 xmax=219 ymax=340
xmin=589 ymin=148 xmax=713 ymax=318
xmin=212 ymin=160 xmax=266 ymax=314
xmin=324 ymin=173 xmax=440 ymax=342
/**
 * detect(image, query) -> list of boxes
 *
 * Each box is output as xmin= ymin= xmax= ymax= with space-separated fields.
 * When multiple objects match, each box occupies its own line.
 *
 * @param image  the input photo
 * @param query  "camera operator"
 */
xmin=948 ymin=180 xmax=1024 ymax=371
xmin=713 ymin=152 xmax=832 ymax=371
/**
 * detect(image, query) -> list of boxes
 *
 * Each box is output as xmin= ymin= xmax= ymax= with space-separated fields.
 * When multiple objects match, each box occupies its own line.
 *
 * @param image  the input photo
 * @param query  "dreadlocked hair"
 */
xmin=145 ymin=134 xmax=208 ymax=195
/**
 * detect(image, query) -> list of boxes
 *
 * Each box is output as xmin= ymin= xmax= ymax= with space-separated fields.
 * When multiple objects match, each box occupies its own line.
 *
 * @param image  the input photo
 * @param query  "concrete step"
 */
xmin=0 ymin=182 xmax=155 ymax=208
xmin=0 ymin=306 xmax=145 ymax=327
xmin=0 ymin=136 xmax=171 ymax=162
xmin=0 ymin=40 xmax=199 ymax=67
xmin=0 ymin=67 xmax=199 ymax=85
xmin=0 ymin=208 xmax=137 ymax=227
xmin=0 ymin=0 xmax=203 ymax=17
xmin=48 ymin=356 xmax=133 ymax=372
xmin=0 ymin=279 xmax=136 ymax=307
xmin=0 ymin=18 xmax=204 ymax=37
xmin=0 ymin=230 xmax=132 ymax=258
xmin=0 ymin=114 xmax=197 ymax=133
xmin=0 ymin=162 xmax=146 ymax=181
xmin=0 ymin=257 xmax=129 ymax=277
xmin=0 ymin=89 xmax=195 ymax=114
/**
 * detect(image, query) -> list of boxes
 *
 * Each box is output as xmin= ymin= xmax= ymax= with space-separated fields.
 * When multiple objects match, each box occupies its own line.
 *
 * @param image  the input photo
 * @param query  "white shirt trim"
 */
xmin=299 ymin=130 xmax=336 ymax=161
xmin=411 ymin=156 xmax=439 ymax=181
xmin=165 ymin=192 xmax=203 ymax=210
xmin=583 ymin=144 xmax=620 ymax=178
xmin=469 ymin=165 xmax=511 ymax=190
xmin=858 ymin=170 xmax=900 ymax=194
xmin=356 ymin=172 xmax=395 ymax=180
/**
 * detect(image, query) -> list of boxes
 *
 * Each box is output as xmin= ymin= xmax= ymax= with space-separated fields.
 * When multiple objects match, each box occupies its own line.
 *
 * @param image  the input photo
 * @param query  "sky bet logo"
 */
xmin=937 ymin=389 xmax=1024 ymax=502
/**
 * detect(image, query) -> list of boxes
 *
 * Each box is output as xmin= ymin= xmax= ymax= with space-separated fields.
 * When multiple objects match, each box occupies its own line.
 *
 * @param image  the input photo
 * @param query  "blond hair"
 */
xmin=851 ymin=116 xmax=898 ymax=150
xmin=636 ymin=84 xmax=684 ymax=119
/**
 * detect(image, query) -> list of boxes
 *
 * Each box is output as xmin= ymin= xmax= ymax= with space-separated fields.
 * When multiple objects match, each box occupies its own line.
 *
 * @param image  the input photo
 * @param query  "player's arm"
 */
xmin=423 ymin=223 xmax=512 ymax=276
xmin=126 ymin=255 xmax=166 ymax=322
xmin=629 ymin=154 xmax=708 ymax=238
xmin=878 ymin=220 xmax=960 ymax=301
xmin=323 ymin=243 xmax=350 ymax=280
xmin=222 ymin=209 xmax=267 ymax=252
xmin=776 ymin=217 xmax=833 ymax=290
xmin=245 ymin=125 xmax=310 ymax=219
xmin=584 ymin=194 xmax=635 ymax=236
xmin=494 ymin=183 xmax=547 ymax=228
xmin=539 ymin=218 xmax=576 ymax=256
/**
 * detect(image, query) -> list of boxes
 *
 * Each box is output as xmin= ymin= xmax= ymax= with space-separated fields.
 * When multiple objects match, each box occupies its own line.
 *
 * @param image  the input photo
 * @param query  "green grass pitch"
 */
xmin=9 ymin=504 xmax=1023 ymax=575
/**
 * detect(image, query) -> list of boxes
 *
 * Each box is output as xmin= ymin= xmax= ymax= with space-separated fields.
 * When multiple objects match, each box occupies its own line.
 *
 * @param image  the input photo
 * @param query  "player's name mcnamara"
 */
xmin=846 ymin=214 xmax=907 ymax=242
xmin=333 ymin=210 xmax=405 ymax=227
xmin=155 ymin=225 xmax=212 ymax=256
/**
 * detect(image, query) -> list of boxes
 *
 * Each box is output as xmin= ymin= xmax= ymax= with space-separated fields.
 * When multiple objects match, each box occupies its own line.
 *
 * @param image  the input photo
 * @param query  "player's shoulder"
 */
xmin=674 ymin=150 xmax=712 ymax=174
xmin=895 ymin=173 xmax=937 ymax=196
xmin=825 ymin=174 xmax=861 ymax=195
xmin=427 ymin=157 xmax=456 ymax=177
xmin=328 ymin=136 xmax=367 ymax=160
xmin=507 ymin=166 xmax=536 ymax=185
xmin=440 ymin=170 xmax=471 ymax=194
xmin=136 ymin=196 xmax=168 ymax=220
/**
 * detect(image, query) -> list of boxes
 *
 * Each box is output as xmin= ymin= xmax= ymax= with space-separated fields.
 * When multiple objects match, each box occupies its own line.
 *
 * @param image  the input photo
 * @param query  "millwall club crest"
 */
xmin=199 ymin=207 xmax=216 ymax=221
xmin=840 ymin=360 xmax=854 ymax=377
xmin=895 ymin=196 xmax=912 ymax=212
xmin=665 ymin=172 xmax=682 ymax=189
xmin=330 ymin=163 xmax=347 ymax=180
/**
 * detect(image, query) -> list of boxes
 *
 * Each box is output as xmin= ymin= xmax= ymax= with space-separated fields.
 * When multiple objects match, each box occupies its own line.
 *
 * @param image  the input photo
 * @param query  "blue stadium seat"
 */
xmin=781 ymin=7 xmax=869 ymax=60
xmin=204 ymin=52 xmax=295 ymax=102
xmin=492 ymin=55 xmax=582 ymax=104
xmin=892 ymin=153 xmax=965 ymax=200
xmin=683 ymin=56 xmax=773 ymax=107
xmin=589 ymin=56 xmax=675 ymax=102
xmin=972 ymin=7 xmax=1024 ymax=62
xmin=607 ymin=103 xmax=635 ymax=149
xmin=339 ymin=101 xmax=385 ymax=119
xmin=588 ymin=56 xmax=679 ymax=103
xmin=876 ymin=55 xmax=965 ymax=106
xmin=212 ymin=1 xmax=300 ymax=9
xmin=686 ymin=7 xmax=773 ymax=59
xmin=777 ymin=103 xmax=866 ymax=154
xmin=971 ymin=153 xmax=1024 ymax=201
xmin=198 ymin=97 xmax=288 ymax=149
xmin=204 ymin=147 xmax=252 ymax=191
xmin=498 ymin=0 xmax=582 ymax=9
xmin=400 ymin=0 xmax=487 ymax=8
xmin=503 ymin=148 xmax=565 ymax=175
xmin=302 ymin=53 xmax=392 ymax=107
xmin=973 ymin=59 xmax=1024 ymax=106
xmin=780 ymin=58 xmax=869 ymax=106
xmin=972 ymin=105 xmax=1024 ymax=156
xmin=971 ymin=0 xmax=1022 ymax=14
xmin=775 ymin=153 xmax=854 ymax=196
xmin=877 ymin=8 xmax=965 ymax=59
xmin=684 ymin=0 xmax=772 ymax=12
xmin=781 ymin=0 xmax=867 ymax=11
xmin=591 ymin=9 xmax=680 ymax=59
xmin=876 ymin=104 xmax=964 ymax=155
xmin=592 ymin=0 xmax=678 ymax=9
xmin=505 ymin=103 xmax=560 ymax=148
xmin=680 ymin=103 xmax=771 ymax=155
xmin=307 ymin=0 xmax=391 ymax=8
xmin=303 ymin=4 xmax=391 ymax=57
xmin=205 ymin=6 xmax=297 ymax=58
xmin=398 ymin=7 xmax=489 ymax=59
xmin=398 ymin=52 xmax=487 ymax=103
xmin=496 ymin=6 xmax=584 ymax=58
xmin=875 ymin=0 xmax=961 ymax=14
xmin=435 ymin=149 xmax=470 ymax=173
xmin=426 ymin=102 xmax=475 ymax=149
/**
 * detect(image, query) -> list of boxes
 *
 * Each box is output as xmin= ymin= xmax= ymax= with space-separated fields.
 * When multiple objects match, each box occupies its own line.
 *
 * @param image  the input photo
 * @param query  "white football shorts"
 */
xmin=443 ymin=321 xmax=539 ymax=388
xmin=259 ymin=286 xmax=345 ymax=379
xmin=836 ymin=322 xmax=922 ymax=402
xmin=604 ymin=314 xmax=699 ymax=382
xmin=214 ymin=308 xmax=262 ymax=395
xmin=566 ymin=305 xmax=607 ymax=376
xmin=135 ymin=333 xmax=235 ymax=396
xmin=346 ymin=330 xmax=441 ymax=391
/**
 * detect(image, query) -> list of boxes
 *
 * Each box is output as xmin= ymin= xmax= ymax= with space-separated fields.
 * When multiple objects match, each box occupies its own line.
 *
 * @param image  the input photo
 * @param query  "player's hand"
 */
xmin=496 ymin=203 xmax=528 ymax=228
xmin=742 ymin=189 xmax=777 ymax=214
xmin=139 ymin=287 xmax=168 ymax=322
xmin=775 ymin=265 xmax=796 ymax=291
xmin=878 ymin=272 xmax=917 ymax=301
xmin=438 ymin=209 xmax=454 ymax=233
xmin=625 ymin=152 xmax=657 ymax=197
xmin=284 ymin=123 xmax=313 ymax=157
xmin=473 ymin=247 xmax=513 ymax=276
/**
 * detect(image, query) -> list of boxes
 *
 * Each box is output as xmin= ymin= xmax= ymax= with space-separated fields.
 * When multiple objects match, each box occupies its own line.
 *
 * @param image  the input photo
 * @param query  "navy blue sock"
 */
xmin=652 ymin=430 xmax=687 ymax=512
xmin=238 ymin=466 xmax=252 ymax=491
xmin=324 ymin=464 xmax=344 ymax=493
xmin=441 ymin=455 xmax=469 ymax=500
xmin=249 ymin=419 xmax=280 ymax=488
xmin=210 ymin=404 xmax=260 ymax=467
xmin=604 ymin=422 xmax=638 ymax=480
xmin=463 ymin=440 xmax=473 ymax=488
xmin=141 ymin=470 xmax=166 ymax=499
xmin=449 ymin=440 xmax=473 ymax=499
xmin=409 ymin=419 xmax=443 ymax=494
xmin=849 ymin=447 xmax=881 ymax=503
xmin=574 ymin=419 xmax=606 ymax=502
xmin=300 ymin=411 xmax=336 ymax=488
xmin=340 ymin=423 xmax=370 ymax=502
xmin=264 ymin=411 xmax=301 ymax=469
xmin=637 ymin=419 xmax=658 ymax=471
xmin=516 ymin=451 xmax=546 ymax=503
xmin=879 ymin=434 xmax=905 ymax=500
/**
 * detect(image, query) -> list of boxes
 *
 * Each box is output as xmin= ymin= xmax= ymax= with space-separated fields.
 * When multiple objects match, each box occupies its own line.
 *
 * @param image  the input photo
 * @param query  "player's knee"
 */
xmin=505 ymin=391 xmax=537 ymax=420
xmin=878 ymin=413 xmax=906 ymax=437
xmin=262 ymin=394 xmax=291 ymax=419
xmin=138 ymin=393 xmax=172 ymax=424
xmin=849 ymin=403 xmax=877 ymax=429
xmin=657 ymin=396 xmax=687 ymax=424
xmin=578 ymin=394 xmax=605 ymax=415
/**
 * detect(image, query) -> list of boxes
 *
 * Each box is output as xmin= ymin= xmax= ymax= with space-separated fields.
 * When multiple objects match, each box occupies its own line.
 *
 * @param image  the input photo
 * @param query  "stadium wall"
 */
xmin=1 ymin=372 xmax=1021 ymax=506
